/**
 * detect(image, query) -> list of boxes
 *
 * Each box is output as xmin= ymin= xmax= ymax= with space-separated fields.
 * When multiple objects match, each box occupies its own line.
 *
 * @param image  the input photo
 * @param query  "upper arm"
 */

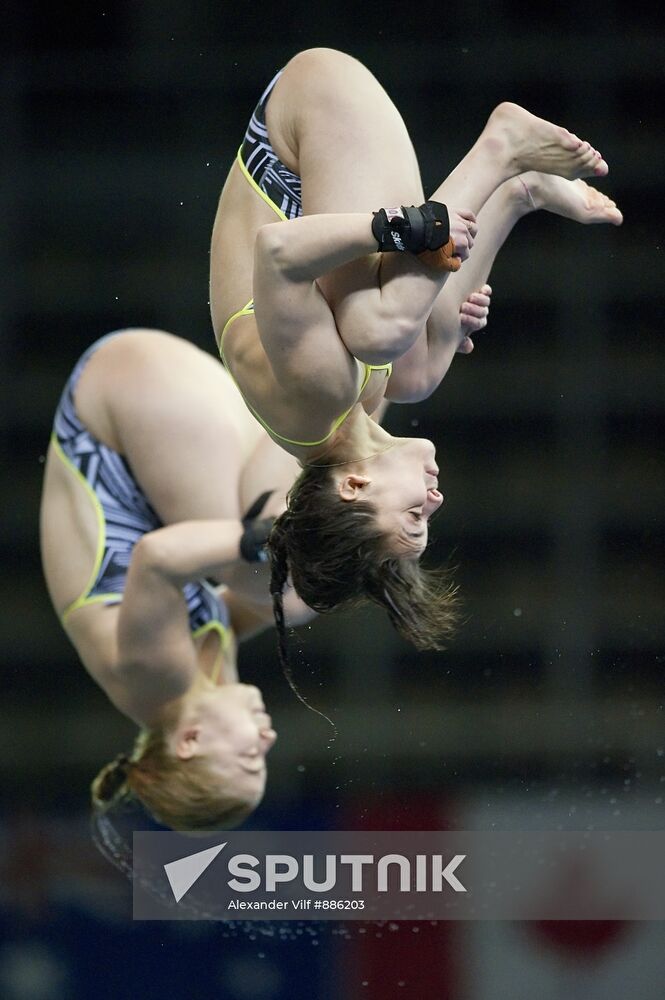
xmin=252 ymin=227 xmax=355 ymax=395
xmin=383 ymin=329 xmax=456 ymax=404
xmin=224 ymin=589 xmax=276 ymax=643
xmin=224 ymin=586 xmax=316 ymax=644
xmin=114 ymin=537 xmax=197 ymax=718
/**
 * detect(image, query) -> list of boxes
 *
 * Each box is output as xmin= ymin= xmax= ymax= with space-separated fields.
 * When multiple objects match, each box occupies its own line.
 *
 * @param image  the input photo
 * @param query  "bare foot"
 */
xmin=517 ymin=172 xmax=623 ymax=225
xmin=483 ymin=102 xmax=609 ymax=181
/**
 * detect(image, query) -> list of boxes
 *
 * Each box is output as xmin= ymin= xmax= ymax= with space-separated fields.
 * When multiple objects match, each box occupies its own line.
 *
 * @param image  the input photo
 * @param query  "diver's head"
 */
xmin=334 ymin=436 xmax=443 ymax=558
xmin=91 ymin=682 xmax=276 ymax=831
xmin=268 ymin=436 xmax=457 ymax=658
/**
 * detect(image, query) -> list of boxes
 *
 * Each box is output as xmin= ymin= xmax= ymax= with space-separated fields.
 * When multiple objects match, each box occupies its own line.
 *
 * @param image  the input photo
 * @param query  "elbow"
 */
xmin=132 ymin=531 xmax=174 ymax=575
xmin=255 ymin=223 xmax=291 ymax=273
xmin=385 ymin=371 xmax=436 ymax=404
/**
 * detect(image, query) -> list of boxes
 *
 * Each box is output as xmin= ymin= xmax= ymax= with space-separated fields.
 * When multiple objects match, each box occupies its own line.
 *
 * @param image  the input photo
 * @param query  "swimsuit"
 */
xmin=221 ymin=70 xmax=392 ymax=448
xmin=51 ymin=334 xmax=231 ymax=676
xmin=236 ymin=71 xmax=302 ymax=224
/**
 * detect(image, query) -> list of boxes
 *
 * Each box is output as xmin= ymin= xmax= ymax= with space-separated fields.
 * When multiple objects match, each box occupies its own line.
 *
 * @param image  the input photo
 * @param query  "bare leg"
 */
xmin=387 ymin=174 xmax=623 ymax=401
xmin=267 ymin=49 xmax=610 ymax=365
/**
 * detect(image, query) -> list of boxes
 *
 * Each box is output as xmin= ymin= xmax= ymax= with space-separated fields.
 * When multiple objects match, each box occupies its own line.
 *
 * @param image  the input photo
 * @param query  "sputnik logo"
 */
xmin=164 ymin=842 xmax=227 ymax=902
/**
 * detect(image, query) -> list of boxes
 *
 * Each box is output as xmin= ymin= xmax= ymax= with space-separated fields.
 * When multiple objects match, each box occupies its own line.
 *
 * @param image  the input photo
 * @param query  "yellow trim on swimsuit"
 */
xmin=192 ymin=620 xmax=231 ymax=685
xmin=220 ymin=302 xmax=391 ymax=447
xmin=50 ymin=432 xmax=121 ymax=624
xmin=233 ymin=143 xmax=392 ymax=444
xmin=53 ymin=435 xmax=233 ymax=683
xmin=236 ymin=146 xmax=288 ymax=221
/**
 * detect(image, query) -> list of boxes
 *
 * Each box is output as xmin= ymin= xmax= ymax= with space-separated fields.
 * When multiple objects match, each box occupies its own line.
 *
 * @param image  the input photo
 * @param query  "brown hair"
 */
xmin=268 ymin=463 xmax=459 ymax=672
xmin=91 ymin=709 xmax=255 ymax=831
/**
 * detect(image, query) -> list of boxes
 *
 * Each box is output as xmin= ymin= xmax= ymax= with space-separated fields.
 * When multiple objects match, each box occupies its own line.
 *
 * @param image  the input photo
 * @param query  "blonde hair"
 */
xmin=91 ymin=709 xmax=255 ymax=831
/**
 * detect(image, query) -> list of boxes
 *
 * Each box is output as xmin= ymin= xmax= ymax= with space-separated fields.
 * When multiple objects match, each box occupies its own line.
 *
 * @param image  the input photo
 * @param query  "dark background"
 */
xmin=1 ymin=2 xmax=664 ymax=998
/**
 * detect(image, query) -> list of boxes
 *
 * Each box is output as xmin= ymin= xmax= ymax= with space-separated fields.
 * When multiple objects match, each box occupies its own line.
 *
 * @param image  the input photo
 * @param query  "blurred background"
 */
xmin=2 ymin=1 xmax=664 ymax=998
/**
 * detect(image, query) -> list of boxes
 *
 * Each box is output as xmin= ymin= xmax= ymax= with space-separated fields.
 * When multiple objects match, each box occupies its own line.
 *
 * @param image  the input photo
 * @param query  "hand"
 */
xmin=239 ymin=517 xmax=274 ymax=563
xmin=240 ymin=491 xmax=276 ymax=563
xmin=448 ymin=209 xmax=478 ymax=263
xmin=456 ymin=284 xmax=492 ymax=355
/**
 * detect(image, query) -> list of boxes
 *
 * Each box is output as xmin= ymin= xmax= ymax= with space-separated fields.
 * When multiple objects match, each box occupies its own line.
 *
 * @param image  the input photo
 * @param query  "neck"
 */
xmin=304 ymin=406 xmax=395 ymax=466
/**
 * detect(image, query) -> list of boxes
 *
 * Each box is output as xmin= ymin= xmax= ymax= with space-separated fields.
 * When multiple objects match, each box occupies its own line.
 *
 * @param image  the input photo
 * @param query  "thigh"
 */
xmin=266 ymin=48 xmax=428 ymax=339
xmin=267 ymin=48 xmax=425 ymax=214
xmin=76 ymin=331 xmax=246 ymax=523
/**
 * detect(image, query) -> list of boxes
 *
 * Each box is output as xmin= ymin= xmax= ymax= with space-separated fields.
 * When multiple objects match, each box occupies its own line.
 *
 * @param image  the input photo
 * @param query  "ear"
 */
xmin=174 ymin=725 xmax=201 ymax=761
xmin=338 ymin=474 xmax=371 ymax=502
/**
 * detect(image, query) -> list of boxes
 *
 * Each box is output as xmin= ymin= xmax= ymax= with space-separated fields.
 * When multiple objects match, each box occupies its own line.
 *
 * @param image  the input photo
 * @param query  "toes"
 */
xmin=564 ymin=129 xmax=583 ymax=150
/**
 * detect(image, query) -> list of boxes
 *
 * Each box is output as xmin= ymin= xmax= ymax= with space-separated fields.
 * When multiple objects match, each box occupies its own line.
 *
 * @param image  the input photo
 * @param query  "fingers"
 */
xmin=459 ymin=284 xmax=492 ymax=333
xmin=455 ymin=336 xmax=474 ymax=354
xmin=459 ymin=311 xmax=487 ymax=333
xmin=450 ymin=209 xmax=478 ymax=261
xmin=452 ymin=228 xmax=472 ymax=261
xmin=458 ymin=209 xmax=478 ymax=229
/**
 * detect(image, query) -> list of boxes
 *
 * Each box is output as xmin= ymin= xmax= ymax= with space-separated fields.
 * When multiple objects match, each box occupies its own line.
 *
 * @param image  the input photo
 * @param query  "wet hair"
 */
xmin=91 ymin=707 xmax=256 ymax=831
xmin=268 ymin=463 xmax=459 ymax=674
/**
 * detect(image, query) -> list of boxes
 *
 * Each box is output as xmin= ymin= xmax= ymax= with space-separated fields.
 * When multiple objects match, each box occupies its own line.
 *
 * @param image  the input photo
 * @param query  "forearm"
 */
xmin=384 ymin=316 xmax=459 ymax=404
xmin=255 ymin=213 xmax=377 ymax=284
xmin=134 ymin=520 xmax=244 ymax=586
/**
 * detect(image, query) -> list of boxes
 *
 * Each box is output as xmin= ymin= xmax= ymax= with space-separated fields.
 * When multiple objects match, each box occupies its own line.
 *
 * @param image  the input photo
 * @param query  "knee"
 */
xmin=283 ymin=48 xmax=369 ymax=103
xmin=286 ymin=48 xmax=360 ymax=78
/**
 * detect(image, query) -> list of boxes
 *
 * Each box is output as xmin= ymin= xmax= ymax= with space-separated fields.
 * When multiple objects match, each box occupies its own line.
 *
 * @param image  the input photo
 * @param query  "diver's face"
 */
xmin=193 ymin=684 xmax=277 ymax=804
xmin=337 ymin=438 xmax=444 ymax=557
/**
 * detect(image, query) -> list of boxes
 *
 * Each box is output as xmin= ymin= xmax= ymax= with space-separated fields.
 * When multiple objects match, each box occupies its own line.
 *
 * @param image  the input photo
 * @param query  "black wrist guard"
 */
xmin=371 ymin=200 xmax=450 ymax=254
xmin=240 ymin=490 xmax=275 ymax=563
xmin=240 ymin=517 xmax=274 ymax=563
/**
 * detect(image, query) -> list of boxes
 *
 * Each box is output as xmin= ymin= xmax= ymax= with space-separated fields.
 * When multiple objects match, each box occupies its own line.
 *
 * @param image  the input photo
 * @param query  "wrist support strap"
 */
xmin=372 ymin=200 xmax=450 ymax=253
xmin=240 ymin=490 xmax=275 ymax=562
xmin=417 ymin=239 xmax=461 ymax=272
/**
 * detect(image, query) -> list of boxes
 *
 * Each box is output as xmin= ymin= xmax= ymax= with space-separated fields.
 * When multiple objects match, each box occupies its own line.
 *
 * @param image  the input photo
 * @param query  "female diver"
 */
xmin=210 ymin=48 xmax=622 ymax=658
xmin=40 ymin=329 xmax=314 ymax=830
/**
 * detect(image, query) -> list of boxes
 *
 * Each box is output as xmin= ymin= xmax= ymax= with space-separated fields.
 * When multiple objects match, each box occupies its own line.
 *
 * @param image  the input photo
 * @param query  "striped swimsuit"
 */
xmin=220 ymin=70 xmax=392 ymax=448
xmin=51 ymin=334 xmax=231 ymax=669
xmin=237 ymin=71 xmax=301 ymax=223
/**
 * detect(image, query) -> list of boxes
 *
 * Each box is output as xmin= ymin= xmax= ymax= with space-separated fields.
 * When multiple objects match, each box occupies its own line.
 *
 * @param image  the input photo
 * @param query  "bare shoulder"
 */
xmin=64 ymin=603 xmax=187 ymax=726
